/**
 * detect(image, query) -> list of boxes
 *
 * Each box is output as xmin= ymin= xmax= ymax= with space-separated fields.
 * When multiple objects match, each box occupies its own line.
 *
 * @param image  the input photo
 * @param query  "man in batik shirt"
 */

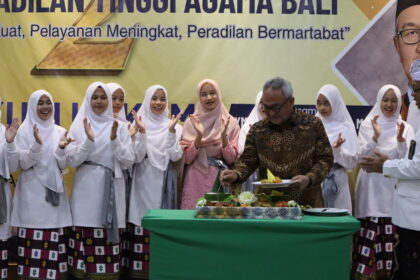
xmin=221 ymin=77 xmax=333 ymax=207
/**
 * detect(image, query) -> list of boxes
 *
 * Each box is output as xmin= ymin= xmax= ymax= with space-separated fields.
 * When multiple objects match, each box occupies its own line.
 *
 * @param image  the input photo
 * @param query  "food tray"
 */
xmin=195 ymin=206 xmax=302 ymax=220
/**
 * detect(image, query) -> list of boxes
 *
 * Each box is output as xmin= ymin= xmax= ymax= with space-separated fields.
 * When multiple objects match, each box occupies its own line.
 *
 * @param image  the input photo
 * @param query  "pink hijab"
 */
xmin=180 ymin=79 xmax=239 ymax=173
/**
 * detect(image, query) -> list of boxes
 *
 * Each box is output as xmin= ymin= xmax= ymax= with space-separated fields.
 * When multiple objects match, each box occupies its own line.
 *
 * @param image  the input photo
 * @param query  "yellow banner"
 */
xmin=0 ymin=0 xmax=404 ymax=129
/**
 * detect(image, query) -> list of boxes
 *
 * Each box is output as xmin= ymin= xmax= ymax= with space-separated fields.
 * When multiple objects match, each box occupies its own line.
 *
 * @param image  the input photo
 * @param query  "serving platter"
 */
xmin=252 ymin=179 xmax=296 ymax=188
xmin=303 ymin=208 xmax=349 ymax=216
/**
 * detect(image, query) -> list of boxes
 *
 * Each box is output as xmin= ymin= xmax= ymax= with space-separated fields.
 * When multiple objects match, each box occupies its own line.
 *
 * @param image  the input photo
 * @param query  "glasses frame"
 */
xmin=261 ymin=97 xmax=291 ymax=113
xmin=396 ymin=28 xmax=420 ymax=45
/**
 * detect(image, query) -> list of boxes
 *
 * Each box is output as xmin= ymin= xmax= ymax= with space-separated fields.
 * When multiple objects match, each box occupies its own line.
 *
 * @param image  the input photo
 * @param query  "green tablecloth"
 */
xmin=142 ymin=209 xmax=360 ymax=280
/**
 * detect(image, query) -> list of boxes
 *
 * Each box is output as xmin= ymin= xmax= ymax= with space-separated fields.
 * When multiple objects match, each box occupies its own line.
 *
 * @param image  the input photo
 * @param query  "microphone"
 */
xmin=408 ymin=140 xmax=416 ymax=160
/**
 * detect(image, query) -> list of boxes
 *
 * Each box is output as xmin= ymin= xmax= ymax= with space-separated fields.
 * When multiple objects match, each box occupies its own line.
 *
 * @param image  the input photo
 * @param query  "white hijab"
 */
xmin=0 ymin=97 xmax=8 ymax=179
xmin=316 ymin=85 xmax=358 ymax=157
xmin=68 ymin=82 xmax=115 ymax=169
xmin=15 ymin=90 xmax=63 ymax=193
xmin=137 ymin=85 xmax=171 ymax=171
xmin=107 ymin=82 xmax=127 ymax=123
xmin=238 ymin=91 xmax=264 ymax=154
xmin=359 ymin=84 xmax=402 ymax=156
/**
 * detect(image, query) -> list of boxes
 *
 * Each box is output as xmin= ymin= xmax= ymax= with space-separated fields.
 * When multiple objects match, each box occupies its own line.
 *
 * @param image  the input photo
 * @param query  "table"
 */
xmin=142 ymin=209 xmax=360 ymax=280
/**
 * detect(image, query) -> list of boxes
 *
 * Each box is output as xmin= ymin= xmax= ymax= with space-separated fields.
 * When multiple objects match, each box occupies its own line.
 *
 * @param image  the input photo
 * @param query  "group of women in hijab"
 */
xmin=0 ymin=78 xmax=241 ymax=280
xmin=0 ymin=79 xmax=409 ymax=280
xmin=314 ymin=84 xmax=413 ymax=280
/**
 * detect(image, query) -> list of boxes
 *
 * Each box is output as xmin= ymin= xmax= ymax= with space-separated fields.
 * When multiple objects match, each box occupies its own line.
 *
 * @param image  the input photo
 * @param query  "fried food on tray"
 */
xmin=261 ymin=176 xmax=282 ymax=184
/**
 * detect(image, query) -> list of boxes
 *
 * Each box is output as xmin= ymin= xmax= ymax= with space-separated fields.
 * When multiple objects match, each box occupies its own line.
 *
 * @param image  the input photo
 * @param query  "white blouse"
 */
xmin=66 ymin=132 xmax=135 ymax=228
xmin=0 ymin=125 xmax=13 ymax=239
xmin=129 ymin=125 xmax=183 ymax=226
xmin=329 ymin=145 xmax=358 ymax=212
xmin=8 ymin=126 xmax=72 ymax=229
xmin=354 ymin=122 xmax=414 ymax=218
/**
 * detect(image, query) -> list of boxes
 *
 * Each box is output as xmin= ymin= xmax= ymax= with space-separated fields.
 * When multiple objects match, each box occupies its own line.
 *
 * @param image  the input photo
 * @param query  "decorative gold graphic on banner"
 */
xmin=31 ymin=0 xmax=134 ymax=76
xmin=352 ymin=0 xmax=389 ymax=19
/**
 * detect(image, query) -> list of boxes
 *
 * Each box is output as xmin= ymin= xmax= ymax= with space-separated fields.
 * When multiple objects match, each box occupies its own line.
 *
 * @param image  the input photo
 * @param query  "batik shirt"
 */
xmin=233 ymin=109 xmax=333 ymax=206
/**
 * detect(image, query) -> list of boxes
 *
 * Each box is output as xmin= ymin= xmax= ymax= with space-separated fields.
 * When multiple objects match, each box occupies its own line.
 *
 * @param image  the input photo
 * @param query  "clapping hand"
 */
xmin=169 ymin=110 xmax=184 ymax=134
xmin=33 ymin=124 xmax=43 ymax=144
xmin=5 ymin=118 xmax=19 ymax=143
xmin=131 ymin=110 xmax=145 ymax=133
xmin=59 ymin=131 xmax=75 ymax=149
xmin=220 ymin=116 xmax=230 ymax=137
xmin=128 ymin=123 xmax=139 ymax=137
xmin=189 ymin=114 xmax=204 ymax=137
xmin=220 ymin=116 xmax=230 ymax=147
xmin=83 ymin=118 xmax=95 ymax=142
xmin=371 ymin=115 xmax=381 ymax=142
xmin=332 ymin=133 xmax=346 ymax=148
xmin=110 ymin=120 xmax=118 ymax=141
xmin=397 ymin=122 xmax=405 ymax=143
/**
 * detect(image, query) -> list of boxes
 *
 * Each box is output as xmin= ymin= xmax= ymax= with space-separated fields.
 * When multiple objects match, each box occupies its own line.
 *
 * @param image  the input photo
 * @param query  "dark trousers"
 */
xmin=394 ymin=226 xmax=420 ymax=280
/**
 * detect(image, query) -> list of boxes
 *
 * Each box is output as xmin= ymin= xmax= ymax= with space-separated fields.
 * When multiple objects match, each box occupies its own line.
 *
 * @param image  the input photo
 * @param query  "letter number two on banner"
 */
xmin=31 ymin=0 xmax=135 ymax=76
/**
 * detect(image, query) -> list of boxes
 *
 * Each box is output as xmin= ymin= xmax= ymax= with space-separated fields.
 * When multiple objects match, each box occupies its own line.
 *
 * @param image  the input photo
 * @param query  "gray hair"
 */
xmin=263 ymin=77 xmax=293 ymax=98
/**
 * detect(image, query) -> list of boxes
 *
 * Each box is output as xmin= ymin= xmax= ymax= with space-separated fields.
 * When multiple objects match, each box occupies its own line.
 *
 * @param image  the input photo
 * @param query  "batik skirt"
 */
xmin=352 ymin=217 xmax=397 ymax=280
xmin=16 ymin=227 xmax=68 ymax=280
xmin=67 ymin=226 xmax=121 ymax=280
xmin=121 ymin=223 xmax=150 ymax=279
xmin=0 ymin=240 xmax=7 ymax=279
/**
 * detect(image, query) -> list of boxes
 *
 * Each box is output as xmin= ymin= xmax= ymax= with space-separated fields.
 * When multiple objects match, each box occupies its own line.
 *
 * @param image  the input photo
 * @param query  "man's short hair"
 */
xmin=263 ymin=77 xmax=293 ymax=98
xmin=396 ymin=0 xmax=420 ymax=20
xmin=395 ymin=1 xmax=420 ymax=34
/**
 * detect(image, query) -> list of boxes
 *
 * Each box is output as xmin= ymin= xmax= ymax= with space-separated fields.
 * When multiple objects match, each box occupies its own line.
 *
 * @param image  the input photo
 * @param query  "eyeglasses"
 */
xmin=261 ymin=98 xmax=290 ymax=113
xmin=396 ymin=28 xmax=420 ymax=45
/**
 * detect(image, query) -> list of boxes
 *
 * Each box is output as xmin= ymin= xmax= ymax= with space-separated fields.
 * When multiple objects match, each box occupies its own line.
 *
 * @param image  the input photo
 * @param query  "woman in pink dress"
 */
xmin=180 ymin=79 xmax=240 ymax=209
